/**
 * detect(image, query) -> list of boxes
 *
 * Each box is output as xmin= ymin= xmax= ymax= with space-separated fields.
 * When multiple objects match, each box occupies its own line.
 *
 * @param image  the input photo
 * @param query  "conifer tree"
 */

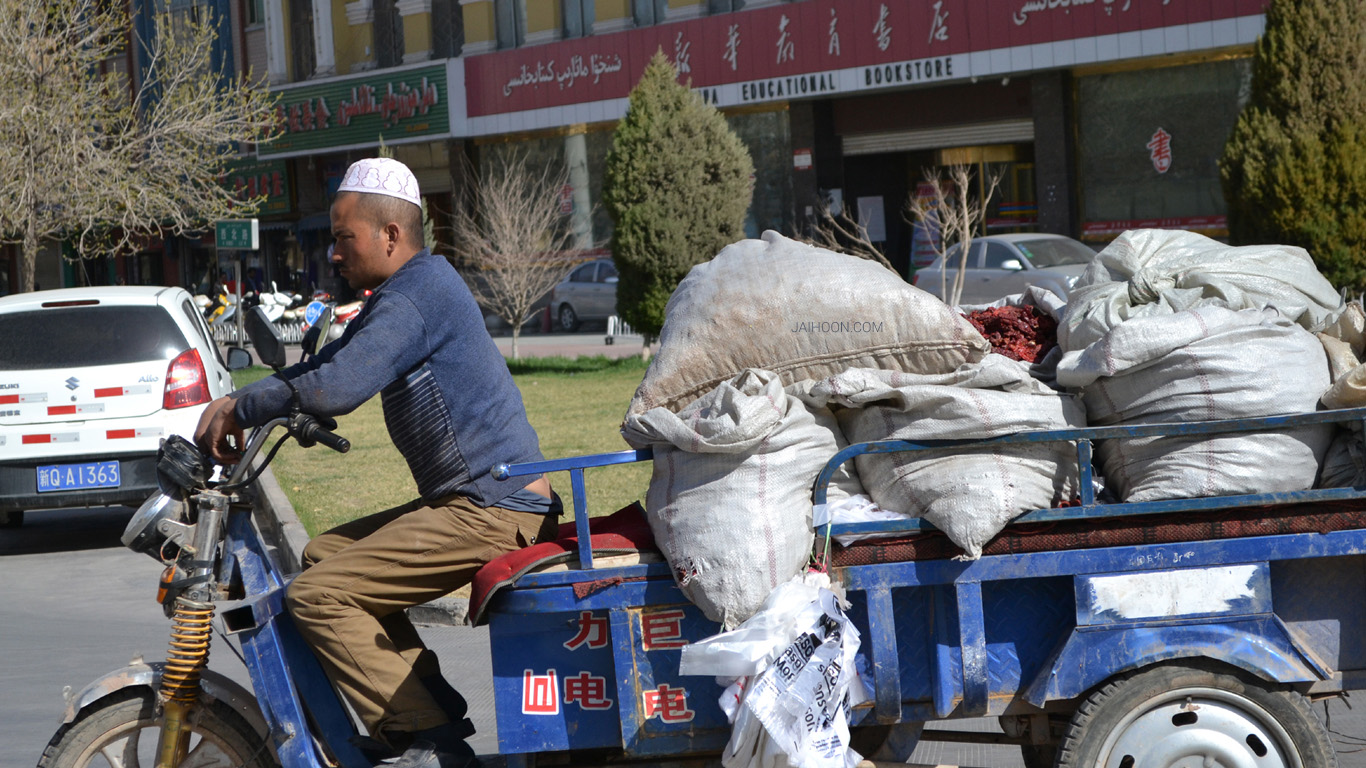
xmin=604 ymin=50 xmax=754 ymax=351
xmin=1220 ymin=0 xmax=1366 ymax=290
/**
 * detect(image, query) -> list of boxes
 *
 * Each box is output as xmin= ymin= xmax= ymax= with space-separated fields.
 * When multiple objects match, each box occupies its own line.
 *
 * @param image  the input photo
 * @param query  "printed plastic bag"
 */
xmin=680 ymin=573 xmax=870 ymax=768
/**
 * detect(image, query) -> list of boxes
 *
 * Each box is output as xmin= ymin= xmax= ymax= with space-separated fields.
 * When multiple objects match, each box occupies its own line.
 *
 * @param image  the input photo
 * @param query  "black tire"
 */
xmin=1056 ymin=662 xmax=1337 ymax=768
xmin=0 ymin=510 xmax=23 ymax=528
xmin=1022 ymin=743 xmax=1059 ymax=768
xmin=38 ymin=689 xmax=276 ymax=768
xmin=558 ymin=304 xmax=579 ymax=332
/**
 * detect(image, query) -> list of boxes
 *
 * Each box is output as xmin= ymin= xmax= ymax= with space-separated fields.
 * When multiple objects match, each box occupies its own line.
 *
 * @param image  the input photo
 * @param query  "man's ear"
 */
xmin=384 ymin=221 xmax=402 ymax=254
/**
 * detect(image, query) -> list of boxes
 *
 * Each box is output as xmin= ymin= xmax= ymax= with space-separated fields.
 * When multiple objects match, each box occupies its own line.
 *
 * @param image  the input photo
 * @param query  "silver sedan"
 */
xmin=911 ymin=233 xmax=1097 ymax=305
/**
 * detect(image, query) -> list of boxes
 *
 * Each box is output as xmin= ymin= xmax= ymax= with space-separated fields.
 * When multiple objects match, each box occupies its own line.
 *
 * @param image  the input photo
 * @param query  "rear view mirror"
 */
xmin=303 ymin=306 xmax=335 ymax=358
xmin=999 ymin=259 xmax=1024 ymax=271
xmin=225 ymin=347 xmax=253 ymax=371
xmin=244 ymin=305 xmax=287 ymax=369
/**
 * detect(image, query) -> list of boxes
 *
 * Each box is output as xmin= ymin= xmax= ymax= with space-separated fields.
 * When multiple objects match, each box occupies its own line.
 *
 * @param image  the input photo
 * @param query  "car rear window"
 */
xmin=0 ymin=305 xmax=190 ymax=370
xmin=1015 ymin=238 xmax=1096 ymax=267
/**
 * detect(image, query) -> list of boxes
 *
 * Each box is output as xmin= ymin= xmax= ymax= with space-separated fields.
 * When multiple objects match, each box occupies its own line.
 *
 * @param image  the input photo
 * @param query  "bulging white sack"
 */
xmin=1059 ymin=229 xmax=1344 ymax=353
xmin=622 ymin=369 xmax=860 ymax=628
xmin=1056 ymin=306 xmax=1332 ymax=502
xmin=626 ymin=231 xmax=990 ymax=418
xmin=799 ymin=357 xmax=1087 ymax=559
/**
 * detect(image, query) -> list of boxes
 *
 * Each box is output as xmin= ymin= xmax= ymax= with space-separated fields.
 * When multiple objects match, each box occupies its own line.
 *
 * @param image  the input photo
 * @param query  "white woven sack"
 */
xmin=799 ymin=358 xmax=1087 ymax=559
xmin=1057 ymin=306 xmax=1332 ymax=502
xmin=621 ymin=369 xmax=860 ymax=628
xmin=1059 ymin=229 xmax=1343 ymax=353
xmin=625 ymin=231 xmax=990 ymax=417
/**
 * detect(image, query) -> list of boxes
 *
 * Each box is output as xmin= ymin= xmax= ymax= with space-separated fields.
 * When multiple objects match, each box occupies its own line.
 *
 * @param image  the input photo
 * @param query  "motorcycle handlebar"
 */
xmin=291 ymin=413 xmax=351 ymax=453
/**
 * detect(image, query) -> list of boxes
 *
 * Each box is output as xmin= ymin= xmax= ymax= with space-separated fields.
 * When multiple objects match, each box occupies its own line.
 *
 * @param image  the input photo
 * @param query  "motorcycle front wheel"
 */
xmin=38 ymin=689 xmax=276 ymax=768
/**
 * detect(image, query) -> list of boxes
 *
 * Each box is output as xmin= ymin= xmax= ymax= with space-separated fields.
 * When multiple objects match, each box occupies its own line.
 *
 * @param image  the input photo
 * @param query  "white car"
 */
xmin=0 ymin=286 xmax=243 ymax=527
xmin=911 ymin=233 xmax=1098 ymax=305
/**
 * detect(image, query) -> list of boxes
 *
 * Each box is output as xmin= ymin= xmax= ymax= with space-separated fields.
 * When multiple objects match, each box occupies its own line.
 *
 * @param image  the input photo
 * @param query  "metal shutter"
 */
xmin=841 ymin=119 xmax=1035 ymax=156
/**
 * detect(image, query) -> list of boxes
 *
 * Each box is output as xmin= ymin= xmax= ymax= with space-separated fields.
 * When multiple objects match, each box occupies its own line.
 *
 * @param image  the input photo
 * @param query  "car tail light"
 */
xmin=164 ymin=348 xmax=210 ymax=409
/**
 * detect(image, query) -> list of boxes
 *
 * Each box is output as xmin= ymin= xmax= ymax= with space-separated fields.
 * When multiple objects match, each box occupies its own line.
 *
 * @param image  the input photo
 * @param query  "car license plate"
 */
xmin=36 ymin=461 xmax=121 ymax=493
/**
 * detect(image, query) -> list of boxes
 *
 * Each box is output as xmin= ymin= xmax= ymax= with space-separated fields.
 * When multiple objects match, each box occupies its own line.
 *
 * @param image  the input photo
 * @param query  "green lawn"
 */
xmin=232 ymin=356 xmax=652 ymax=537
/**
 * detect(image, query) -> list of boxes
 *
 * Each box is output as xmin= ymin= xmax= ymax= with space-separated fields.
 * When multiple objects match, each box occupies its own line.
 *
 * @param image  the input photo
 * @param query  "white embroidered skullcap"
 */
xmin=337 ymin=157 xmax=421 ymax=206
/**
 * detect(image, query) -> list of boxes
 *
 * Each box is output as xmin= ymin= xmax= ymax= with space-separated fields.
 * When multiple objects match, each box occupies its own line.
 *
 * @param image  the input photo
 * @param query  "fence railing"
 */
xmin=211 ymin=320 xmax=306 ymax=346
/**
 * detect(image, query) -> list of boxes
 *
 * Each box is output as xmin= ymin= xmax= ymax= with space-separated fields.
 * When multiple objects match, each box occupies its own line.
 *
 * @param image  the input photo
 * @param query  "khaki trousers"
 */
xmin=285 ymin=493 xmax=558 ymax=738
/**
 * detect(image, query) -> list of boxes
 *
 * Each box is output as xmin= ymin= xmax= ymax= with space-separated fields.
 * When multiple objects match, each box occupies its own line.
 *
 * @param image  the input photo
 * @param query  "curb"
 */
xmin=251 ymin=464 xmax=469 ymax=626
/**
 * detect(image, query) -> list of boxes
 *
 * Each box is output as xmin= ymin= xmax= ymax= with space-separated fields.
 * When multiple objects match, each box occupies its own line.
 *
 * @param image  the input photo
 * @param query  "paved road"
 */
xmin=6 ymin=508 xmax=1365 ymax=768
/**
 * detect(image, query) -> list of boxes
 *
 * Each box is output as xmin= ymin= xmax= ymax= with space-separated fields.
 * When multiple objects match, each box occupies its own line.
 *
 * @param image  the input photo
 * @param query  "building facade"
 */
xmin=22 ymin=0 xmax=1260 ymax=294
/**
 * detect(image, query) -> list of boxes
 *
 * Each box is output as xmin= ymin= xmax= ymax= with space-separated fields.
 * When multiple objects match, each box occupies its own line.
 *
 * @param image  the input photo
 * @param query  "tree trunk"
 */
xmin=20 ymin=220 xmax=38 ymax=293
xmin=641 ymin=334 xmax=653 ymax=362
xmin=510 ymin=326 xmax=521 ymax=360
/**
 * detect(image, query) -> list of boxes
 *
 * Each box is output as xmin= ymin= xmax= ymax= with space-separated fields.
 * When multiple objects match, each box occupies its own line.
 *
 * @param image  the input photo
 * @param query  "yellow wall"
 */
xmin=667 ymin=0 xmax=701 ymax=9
xmin=525 ymin=0 xmax=560 ymax=35
xmin=404 ymin=10 xmax=432 ymax=57
xmin=331 ymin=0 xmax=373 ymax=73
xmin=596 ymin=0 xmax=629 ymax=23
xmin=464 ymin=2 xmax=495 ymax=45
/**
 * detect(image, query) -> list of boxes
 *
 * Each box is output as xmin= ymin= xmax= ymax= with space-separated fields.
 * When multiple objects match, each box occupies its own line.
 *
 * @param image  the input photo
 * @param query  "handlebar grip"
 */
xmin=311 ymin=426 xmax=351 ymax=453
xmin=292 ymin=413 xmax=351 ymax=453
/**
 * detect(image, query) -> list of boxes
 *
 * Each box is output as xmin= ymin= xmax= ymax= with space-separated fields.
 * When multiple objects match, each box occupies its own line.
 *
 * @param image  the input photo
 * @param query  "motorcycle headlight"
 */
xmin=122 ymin=491 xmax=188 ymax=559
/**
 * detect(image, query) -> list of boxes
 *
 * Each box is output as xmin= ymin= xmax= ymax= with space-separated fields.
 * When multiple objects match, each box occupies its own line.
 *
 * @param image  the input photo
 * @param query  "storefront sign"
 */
xmin=216 ymin=219 xmax=260 ymax=251
xmin=1082 ymin=215 xmax=1227 ymax=237
xmin=264 ymin=64 xmax=449 ymax=156
xmin=1147 ymin=127 xmax=1173 ymax=173
xmin=464 ymin=0 xmax=1267 ymax=117
xmin=792 ymin=148 xmax=813 ymax=170
xmin=225 ymin=158 xmax=293 ymax=215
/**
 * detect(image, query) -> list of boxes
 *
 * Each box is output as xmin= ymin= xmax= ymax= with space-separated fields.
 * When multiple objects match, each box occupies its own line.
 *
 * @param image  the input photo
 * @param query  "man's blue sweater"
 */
xmin=231 ymin=250 xmax=544 ymax=507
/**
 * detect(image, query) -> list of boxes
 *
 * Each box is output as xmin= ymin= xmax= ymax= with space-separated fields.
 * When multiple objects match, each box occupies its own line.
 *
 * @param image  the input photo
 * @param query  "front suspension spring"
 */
xmin=161 ymin=597 xmax=214 ymax=704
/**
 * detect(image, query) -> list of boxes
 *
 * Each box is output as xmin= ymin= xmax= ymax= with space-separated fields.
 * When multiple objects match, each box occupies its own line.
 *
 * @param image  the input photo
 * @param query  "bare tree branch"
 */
xmin=443 ymin=151 xmax=596 ymax=359
xmin=0 ymin=0 xmax=279 ymax=292
xmin=903 ymin=163 xmax=1003 ymax=307
xmin=800 ymin=204 xmax=897 ymax=272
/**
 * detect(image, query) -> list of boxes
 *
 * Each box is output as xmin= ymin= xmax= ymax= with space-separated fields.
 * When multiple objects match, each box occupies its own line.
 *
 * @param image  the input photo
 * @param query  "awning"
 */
xmin=296 ymin=212 xmax=332 ymax=231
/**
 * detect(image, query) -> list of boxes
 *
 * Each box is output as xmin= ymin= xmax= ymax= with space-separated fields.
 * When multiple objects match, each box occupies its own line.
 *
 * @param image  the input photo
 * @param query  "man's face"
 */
xmin=329 ymin=193 xmax=391 ymax=291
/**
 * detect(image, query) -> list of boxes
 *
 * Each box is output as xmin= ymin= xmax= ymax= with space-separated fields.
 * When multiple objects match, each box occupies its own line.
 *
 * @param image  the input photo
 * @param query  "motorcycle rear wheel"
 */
xmin=38 ymin=689 xmax=276 ymax=768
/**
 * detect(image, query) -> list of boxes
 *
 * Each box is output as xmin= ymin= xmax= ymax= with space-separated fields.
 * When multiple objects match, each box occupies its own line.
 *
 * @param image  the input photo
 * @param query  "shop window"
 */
xmin=726 ymin=109 xmax=794 ymax=238
xmin=374 ymin=0 xmax=405 ymax=68
xmin=632 ymin=0 xmax=666 ymax=26
xmin=1077 ymin=59 xmax=1251 ymax=232
xmin=563 ymin=0 xmax=594 ymax=37
xmin=707 ymin=0 xmax=743 ymax=14
xmin=433 ymin=0 xmax=465 ymax=57
xmin=288 ymin=0 xmax=315 ymax=80
xmin=495 ymin=0 xmax=526 ymax=49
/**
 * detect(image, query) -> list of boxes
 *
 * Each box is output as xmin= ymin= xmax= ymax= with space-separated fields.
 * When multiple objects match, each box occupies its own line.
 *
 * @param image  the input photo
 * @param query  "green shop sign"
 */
xmin=262 ymin=65 xmax=448 ymax=156
xmin=225 ymin=158 xmax=293 ymax=215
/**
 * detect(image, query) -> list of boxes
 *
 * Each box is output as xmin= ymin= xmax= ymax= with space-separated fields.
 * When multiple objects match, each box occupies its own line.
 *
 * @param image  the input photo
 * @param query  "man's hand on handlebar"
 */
xmin=195 ymin=396 xmax=245 ymax=464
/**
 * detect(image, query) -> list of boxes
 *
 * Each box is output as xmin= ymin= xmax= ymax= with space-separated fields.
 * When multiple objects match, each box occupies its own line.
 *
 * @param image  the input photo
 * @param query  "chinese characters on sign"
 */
xmin=642 ymin=609 xmax=688 ymax=650
xmin=522 ymin=670 xmax=560 ymax=715
xmin=873 ymin=4 xmax=892 ymax=51
xmin=564 ymin=610 xmax=609 ymax=651
xmin=563 ymin=672 xmax=614 ymax=710
xmin=1147 ymin=127 xmax=1172 ymax=174
xmin=642 ymin=684 xmax=695 ymax=723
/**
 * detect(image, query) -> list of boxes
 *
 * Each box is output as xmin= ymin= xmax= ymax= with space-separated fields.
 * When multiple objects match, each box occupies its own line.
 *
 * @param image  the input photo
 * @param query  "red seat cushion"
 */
xmin=468 ymin=502 xmax=657 ymax=625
